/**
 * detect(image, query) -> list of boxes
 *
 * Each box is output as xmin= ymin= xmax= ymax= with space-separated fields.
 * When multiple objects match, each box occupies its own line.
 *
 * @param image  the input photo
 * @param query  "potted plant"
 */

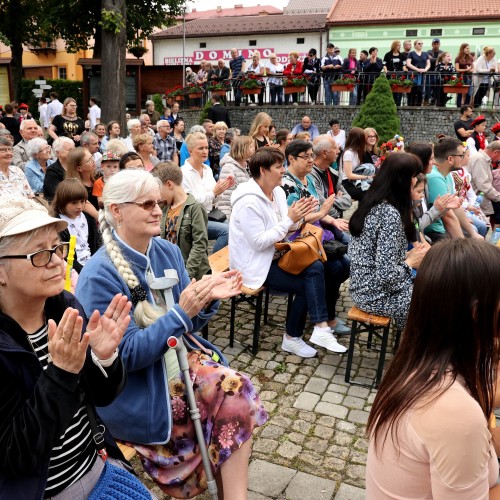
xmin=442 ymin=75 xmax=470 ymax=94
xmin=206 ymin=79 xmax=231 ymax=96
xmin=330 ymin=75 xmax=357 ymax=92
xmin=165 ymin=85 xmax=185 ymax=102
xmin=184 ymin=82 xmax=204 ymax=99
xmin=386 ymin=74 xmax=413 ymax=93
xmin=129 ymin=45 xmax=148 ymax=59
xmin=240 ymin=75 xmax=263 ymax=95
xmin=282 ymin=75 xmax=309 ymax=95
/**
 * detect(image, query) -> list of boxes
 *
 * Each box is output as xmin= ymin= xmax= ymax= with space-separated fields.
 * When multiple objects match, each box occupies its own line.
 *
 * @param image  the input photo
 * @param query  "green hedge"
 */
xmin=19 ymin=79 xmax=83 ymax=121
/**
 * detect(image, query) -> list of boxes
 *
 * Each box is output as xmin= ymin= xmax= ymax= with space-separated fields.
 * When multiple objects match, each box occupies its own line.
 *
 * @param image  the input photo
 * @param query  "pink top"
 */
xmin=366 ymin=377 xmax=499 ymax=499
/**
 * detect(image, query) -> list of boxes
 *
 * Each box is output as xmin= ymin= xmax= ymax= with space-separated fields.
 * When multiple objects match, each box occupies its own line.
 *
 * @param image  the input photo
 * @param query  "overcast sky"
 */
xmin=189 ymin=0 xmax=288 ymax=12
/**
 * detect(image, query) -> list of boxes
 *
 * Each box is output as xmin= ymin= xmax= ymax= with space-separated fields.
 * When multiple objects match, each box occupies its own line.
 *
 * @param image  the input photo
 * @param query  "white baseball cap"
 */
xmin=0 ymin=196 xmax=67 ymax=238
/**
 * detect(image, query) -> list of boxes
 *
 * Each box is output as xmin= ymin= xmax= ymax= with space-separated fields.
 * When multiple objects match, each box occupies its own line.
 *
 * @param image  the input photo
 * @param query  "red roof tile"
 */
xmin=327 ymin=0 xmax=500 ymax=24
xmin=153 ymin=14 xmax=327 ymax=39
xmin=183 ymin=5 xmax=282 ymax=20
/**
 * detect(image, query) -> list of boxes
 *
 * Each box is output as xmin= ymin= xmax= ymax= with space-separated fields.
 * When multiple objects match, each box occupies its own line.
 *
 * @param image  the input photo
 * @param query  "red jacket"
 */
xmin=283 ymin=61 xmax=303 ymax=76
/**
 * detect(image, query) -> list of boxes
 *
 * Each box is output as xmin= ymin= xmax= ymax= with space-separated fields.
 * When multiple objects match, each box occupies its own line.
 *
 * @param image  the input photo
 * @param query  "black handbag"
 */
xmin=323 ymin=239 xmax=348 ymax=258
xmin=207 ymin=208 xmax=226 ymax=223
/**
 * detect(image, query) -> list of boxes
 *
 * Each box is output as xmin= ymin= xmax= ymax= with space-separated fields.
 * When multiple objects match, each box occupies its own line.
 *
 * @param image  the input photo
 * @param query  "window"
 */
xmin=473 ymin=27 xmax=485 ymax=36
xmin=406 ymin=29 xmax=417 ymax=37
xmin=430 ymin=29 xmax=442 ymax=37
xmin=249 ymin=40 xmax=257 ymax=46
xmin=297 ymin=38 xmax=305 ymax=44
xmin=199 ymin=42 xmax=206 ymax=48
xmin=58 ymin=67 xmax=67 ymax=79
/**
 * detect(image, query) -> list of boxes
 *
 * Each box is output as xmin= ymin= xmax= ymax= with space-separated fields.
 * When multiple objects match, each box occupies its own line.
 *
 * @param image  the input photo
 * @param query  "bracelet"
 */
xmin=91 ymin=348 xmax=119 ymax=378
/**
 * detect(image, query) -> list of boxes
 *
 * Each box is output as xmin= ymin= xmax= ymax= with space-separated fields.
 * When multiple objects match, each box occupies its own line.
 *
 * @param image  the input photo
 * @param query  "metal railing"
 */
xmin=175 ymin=72 xmax=500 ymax=109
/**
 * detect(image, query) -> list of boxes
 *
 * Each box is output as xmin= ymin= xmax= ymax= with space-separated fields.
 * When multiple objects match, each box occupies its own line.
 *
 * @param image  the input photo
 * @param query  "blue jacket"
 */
xmin=75 ymin=233 xmax=221 ymax=445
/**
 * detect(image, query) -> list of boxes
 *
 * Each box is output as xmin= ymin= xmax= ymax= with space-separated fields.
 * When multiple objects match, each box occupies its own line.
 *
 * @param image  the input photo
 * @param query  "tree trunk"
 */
xmin=11 ymin=40 xmax=24 ymax=102
xmin=101 ymin=0 xmax=126 ymax=131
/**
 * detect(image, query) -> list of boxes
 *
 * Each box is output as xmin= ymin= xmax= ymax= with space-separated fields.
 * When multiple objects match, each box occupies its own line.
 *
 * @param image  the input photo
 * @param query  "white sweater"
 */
xmin=229 ymin=179 xmax=295 ymax=289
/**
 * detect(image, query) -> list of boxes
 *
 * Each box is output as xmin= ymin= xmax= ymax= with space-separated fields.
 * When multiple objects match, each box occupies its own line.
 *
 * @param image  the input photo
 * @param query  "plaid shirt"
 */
xmin=153 ymin=133 xmax=177 ymax=162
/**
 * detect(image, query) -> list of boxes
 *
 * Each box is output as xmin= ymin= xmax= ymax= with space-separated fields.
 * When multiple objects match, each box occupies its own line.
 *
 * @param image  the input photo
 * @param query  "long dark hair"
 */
xmin=367 ymin=239 xmax=500 ymax=449
xmin=343 ymin=127 xmax=366 ymax=163
xmin=349 ymin=152 xmax=419 ymax=240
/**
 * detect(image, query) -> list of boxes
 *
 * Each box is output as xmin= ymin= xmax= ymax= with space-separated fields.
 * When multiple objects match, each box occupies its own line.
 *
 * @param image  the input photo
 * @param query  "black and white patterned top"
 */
xmin=348 ymin=202 xmax=414 ymax=329
xmin=28 ymin=324 xmax=96 ymax=497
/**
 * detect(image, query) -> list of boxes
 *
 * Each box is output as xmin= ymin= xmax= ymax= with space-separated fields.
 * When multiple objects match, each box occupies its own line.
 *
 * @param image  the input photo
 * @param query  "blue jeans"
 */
xmin=466 ymin=212 xmax=488 ymax=237
xmin=323 ymin=78 xmax=333 ymax=105
xmin=269 ymin=84 xmax=283 ymax=105
xmin=207 ymin=220 xmax=229 ymax=253
xmin=265 ymin=260 xmax=328 ymax=337
xmin=456 ymin=75 xmax=472 ymax=107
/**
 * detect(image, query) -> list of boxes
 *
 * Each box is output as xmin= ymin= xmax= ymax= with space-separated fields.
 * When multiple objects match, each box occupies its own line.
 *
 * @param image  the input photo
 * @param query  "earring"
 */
xmin=117 ymin=221 xmax=122 ymax=227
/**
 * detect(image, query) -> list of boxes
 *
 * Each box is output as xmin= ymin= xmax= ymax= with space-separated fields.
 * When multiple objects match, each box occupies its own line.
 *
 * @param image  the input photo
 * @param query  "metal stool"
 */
xmin=344 ymin=306 xmax=400 ymax=388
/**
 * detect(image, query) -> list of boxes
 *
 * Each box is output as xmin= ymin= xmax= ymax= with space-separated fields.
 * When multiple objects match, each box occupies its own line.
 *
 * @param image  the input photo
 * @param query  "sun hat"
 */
xmin=101 ymin=151 xmax=121 ymax=162
xmin=0 ymin=196 xmax=67 ymax=238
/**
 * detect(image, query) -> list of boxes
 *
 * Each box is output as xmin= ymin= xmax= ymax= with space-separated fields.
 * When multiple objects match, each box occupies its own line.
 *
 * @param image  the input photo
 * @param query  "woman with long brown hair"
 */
xmin=66 ymin=147 xmax=99 ymax=219
xmin=339 ymin=127 xmax=373 ymax=201
xmin=366 ymin=239 xmax=500 ymax=499
xmin=455 ymin=42 xmax=475 ymax=107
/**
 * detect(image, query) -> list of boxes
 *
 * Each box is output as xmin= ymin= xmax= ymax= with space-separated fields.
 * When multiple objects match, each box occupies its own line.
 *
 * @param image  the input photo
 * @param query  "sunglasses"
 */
xmin=0 ymin=242 xmax=69 ymax=268
xmin=122 ymin=199 xmax=164 ymax=211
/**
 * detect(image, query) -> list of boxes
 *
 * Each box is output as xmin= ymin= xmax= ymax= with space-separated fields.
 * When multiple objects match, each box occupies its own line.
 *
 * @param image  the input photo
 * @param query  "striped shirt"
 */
xmin=28 ymin=324 xmax=97 ymax=497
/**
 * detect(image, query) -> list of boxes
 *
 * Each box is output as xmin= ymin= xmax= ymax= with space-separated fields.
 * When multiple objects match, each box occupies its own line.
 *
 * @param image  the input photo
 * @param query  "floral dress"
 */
xmin=348 ymin=202 xmax=414 ymax=330
xmin=133 ymin=351 xmax=267 ymax=499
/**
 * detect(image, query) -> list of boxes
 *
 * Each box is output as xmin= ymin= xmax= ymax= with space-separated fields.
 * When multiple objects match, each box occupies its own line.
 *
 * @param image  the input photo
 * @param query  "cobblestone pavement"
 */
xmin=132 ymin=283 xmax=400 ymax=499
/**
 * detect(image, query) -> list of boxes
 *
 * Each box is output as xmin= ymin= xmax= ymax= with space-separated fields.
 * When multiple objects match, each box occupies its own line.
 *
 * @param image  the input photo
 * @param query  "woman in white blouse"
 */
xmin=181 ymin=132 xmax=234 ymax=251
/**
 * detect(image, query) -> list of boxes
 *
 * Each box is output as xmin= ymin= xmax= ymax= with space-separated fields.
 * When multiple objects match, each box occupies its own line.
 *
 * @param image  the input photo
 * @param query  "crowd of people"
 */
xmin=170 ymin=41 xmax=500 ymax=108
xmin=0 ymin=80 xmax=500 ymax=498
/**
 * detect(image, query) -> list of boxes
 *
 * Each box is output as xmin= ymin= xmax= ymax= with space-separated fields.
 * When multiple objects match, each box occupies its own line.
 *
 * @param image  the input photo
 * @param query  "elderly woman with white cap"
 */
xmin=0 ymin=195 xmax=152 ymax=499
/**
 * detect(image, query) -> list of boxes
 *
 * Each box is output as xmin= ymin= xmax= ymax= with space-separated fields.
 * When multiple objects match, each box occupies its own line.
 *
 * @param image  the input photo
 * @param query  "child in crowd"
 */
xmin=52 ymin=178 xmax=101 ymax=272
xmin=151 ymin=161 xmax=210 ymax=280
xmin=92 ymin=152 xmax=120 ymax=208
xmin=452 ymin=145 xmax=490 ymax=237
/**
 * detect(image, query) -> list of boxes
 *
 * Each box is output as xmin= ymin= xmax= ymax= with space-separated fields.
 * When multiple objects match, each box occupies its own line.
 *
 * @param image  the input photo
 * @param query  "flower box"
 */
xmin=188 ymin=92 xmax=203 ymax=99
xmin=242 ymin=88 xmax=262 ymax=95
xmin=330 ymin=84 xmax=354 ymax=92
xmin=283 ymin=85 xmax=306 ymax=94
xmin=443 ymin=85 xmax=470 ymax=94
xmin=210 ymin=89 xmax=228 ymax=96
xmin=175 ymin=95 xmax=184 ymax=101
xmin=390 ymin=85 xmax=412 ymax=93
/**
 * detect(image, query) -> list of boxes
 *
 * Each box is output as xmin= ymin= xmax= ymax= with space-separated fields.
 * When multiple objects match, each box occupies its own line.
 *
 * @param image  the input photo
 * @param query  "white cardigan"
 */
xmin=229 ymin=179 xmax=295 ymax=289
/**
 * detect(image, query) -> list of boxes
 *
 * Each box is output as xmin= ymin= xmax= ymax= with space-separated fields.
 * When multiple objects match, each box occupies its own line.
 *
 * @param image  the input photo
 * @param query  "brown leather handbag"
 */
xmin=275 ymin=223 xmax=326 ymax=275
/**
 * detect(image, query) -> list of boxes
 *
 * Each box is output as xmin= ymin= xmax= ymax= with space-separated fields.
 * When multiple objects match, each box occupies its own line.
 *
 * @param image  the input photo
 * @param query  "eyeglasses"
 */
xmin=122 ymin=199 xmax=164 ymax=211
xmin=0 ymin=147 xmax=13 ymax=153
xmin=0 ymin=242 xmax=69 ymax=268
xmin=296 ymin=154 xmax=315 ymax=160
xmin=367 ymin=135 xmax=377 ymax=139
xmin=416 ymin=43 xmax=423 ymax=45
xmin=449 ymin=154 xmax=465 ymax=159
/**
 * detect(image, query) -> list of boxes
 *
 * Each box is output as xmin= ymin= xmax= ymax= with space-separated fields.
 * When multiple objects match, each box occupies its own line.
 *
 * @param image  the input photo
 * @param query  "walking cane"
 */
xmin=167 ymin=336 xmax=219 ymax=500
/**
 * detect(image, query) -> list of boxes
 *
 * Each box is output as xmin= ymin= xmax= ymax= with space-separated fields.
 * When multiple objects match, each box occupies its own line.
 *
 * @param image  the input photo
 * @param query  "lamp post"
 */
xmin=182 ymin=4 xmax=191 ymax=87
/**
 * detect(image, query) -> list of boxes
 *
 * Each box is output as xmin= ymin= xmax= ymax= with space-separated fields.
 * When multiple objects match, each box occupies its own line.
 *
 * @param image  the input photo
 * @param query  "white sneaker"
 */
xmin=292 ymin=102 xmax=299 ymax=106
xmin=310 ymin=326 xmax=347 ymax=353
xmin=281 ymin=334 xmax=317 ymax=358
xmin=248 ymin=103 xmax=257 ymax=107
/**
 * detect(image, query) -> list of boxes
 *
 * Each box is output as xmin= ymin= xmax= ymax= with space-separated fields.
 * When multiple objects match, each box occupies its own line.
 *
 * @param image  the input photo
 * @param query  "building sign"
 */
xmin=164 ymin=48 xmax=308 ymax=66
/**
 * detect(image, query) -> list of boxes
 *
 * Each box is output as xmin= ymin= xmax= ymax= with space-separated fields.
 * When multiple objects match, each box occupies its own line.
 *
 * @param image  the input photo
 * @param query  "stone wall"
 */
xmin=180 ymin=106 xmax=500 ymax=143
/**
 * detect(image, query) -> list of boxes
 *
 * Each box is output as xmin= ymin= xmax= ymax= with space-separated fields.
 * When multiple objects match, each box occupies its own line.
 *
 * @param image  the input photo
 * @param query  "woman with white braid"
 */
xmin=76 ymin=169 xmax=268 ymax=499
